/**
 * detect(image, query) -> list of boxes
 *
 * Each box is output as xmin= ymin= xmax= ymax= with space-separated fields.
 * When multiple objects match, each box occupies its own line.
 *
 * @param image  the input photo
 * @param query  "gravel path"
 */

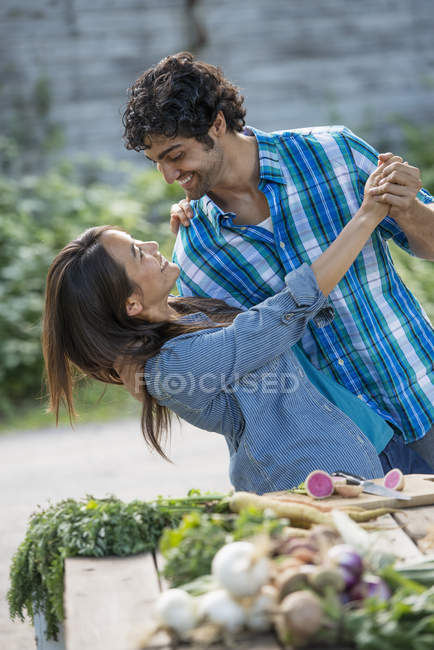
xmin=0 ymin=418 xmax=231 ymax=649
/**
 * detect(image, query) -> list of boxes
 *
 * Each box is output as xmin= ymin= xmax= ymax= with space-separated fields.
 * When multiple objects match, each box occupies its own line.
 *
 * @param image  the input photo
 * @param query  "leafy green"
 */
xmin=342 ymin=586 xmax=434 ymax=650
xmin=160 ymin=511 xmax=231 ymax=588
xmin=160 ymin=505 xmax=287 ymax=588
xmin=8 ymin=495 xmax=179 ymax=640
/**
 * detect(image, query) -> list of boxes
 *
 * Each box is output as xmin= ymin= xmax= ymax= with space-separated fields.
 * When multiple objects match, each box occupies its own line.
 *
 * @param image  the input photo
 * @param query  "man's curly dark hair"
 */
xmin=122 ymin=52 xmax=246 ymax=152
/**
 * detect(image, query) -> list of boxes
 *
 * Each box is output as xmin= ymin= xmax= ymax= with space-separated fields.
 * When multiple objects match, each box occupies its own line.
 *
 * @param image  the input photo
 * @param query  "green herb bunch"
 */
xmin=160 ymin=505 xmax=287 ymax=588
xmin=8 ymin=496 xmax=179 ymax=640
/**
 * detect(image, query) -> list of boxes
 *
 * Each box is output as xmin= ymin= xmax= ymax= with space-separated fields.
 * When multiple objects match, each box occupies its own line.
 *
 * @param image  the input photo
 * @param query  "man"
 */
xmin=122 ymin=51 xmax=434 ymax=466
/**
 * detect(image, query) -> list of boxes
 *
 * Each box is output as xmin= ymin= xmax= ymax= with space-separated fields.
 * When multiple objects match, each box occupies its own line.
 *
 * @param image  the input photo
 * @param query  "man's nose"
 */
xmin=157 ymin=161 xmax=180 ymax=185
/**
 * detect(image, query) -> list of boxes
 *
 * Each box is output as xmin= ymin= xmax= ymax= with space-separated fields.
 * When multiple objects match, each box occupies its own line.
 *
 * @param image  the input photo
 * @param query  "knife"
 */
xmin=331 ymin=471 xmax=412 ymax=501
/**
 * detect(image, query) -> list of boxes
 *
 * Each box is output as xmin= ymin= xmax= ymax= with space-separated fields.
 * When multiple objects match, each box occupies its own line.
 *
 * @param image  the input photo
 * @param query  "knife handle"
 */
xmin=331 ymin=471 xmax=366 ymax=485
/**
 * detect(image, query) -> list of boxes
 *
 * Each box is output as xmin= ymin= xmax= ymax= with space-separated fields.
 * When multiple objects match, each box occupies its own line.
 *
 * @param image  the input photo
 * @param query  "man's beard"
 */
xmin=185 ymin=144 xmax=224 ymax=200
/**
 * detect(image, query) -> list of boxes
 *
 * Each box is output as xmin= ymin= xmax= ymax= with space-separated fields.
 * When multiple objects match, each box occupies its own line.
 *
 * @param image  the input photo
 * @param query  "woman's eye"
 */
xmin=171 ymin=152 xmax=183 ymax=162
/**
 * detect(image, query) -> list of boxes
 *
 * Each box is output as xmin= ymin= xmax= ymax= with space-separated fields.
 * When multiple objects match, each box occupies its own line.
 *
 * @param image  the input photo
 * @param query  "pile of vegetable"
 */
xmin=154 ymin=478 xmax=433 ymax=648
xmin=145 ymin=506 xmax=434 ymax=649
xmin=9 ymin=481 xmax=432 ymax=647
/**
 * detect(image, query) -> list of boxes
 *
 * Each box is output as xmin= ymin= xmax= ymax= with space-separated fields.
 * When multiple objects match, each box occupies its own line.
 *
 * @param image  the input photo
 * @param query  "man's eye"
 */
xmin=171 ymin=152 xmax=183 ymax=162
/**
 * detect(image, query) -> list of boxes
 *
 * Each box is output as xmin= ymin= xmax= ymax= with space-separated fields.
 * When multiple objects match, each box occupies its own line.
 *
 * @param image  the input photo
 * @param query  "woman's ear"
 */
xmin=126 ymin=292 xmax=143 ymax=317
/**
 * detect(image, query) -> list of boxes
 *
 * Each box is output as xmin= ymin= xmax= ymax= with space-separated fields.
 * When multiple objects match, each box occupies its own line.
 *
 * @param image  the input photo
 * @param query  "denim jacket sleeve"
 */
xmin=146 ymin=263 xmax=333 ymax=410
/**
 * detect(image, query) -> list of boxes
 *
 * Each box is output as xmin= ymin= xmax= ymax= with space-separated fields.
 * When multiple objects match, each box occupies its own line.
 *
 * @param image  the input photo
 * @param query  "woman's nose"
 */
xmin=140 ymin=241 xmax=159 ymax=254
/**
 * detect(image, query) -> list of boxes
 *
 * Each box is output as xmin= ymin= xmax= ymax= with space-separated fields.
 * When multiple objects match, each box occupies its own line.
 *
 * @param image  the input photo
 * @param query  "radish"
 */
xmin=334 ymin=484 xmax=363 ymax=498
xmin=384 ymin=468 xmax=405 ymax=491
xmin=305 ymin=470 xmax=334 ymax=499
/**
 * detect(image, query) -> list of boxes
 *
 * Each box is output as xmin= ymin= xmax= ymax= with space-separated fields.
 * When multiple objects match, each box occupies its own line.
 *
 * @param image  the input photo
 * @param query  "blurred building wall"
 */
xmin=1 ymin=0 xmax=433 ymax=166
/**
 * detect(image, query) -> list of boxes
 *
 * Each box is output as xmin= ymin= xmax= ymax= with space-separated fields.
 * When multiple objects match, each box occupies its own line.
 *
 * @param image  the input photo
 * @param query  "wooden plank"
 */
xmin=267 ymin=474 xmax=434 ymax=511
xmin=394 ymin=504 xmax=434 ymax=553
xmin=367 ymin=514 xmax=424 ymax=562
xmin=64 ymin=553 xmax=162 ymax=650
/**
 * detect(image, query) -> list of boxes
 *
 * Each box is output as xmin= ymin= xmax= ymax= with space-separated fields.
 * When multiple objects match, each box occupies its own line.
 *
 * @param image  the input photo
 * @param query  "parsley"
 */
xmin=8 ymin=495 xmax=179 ymax=640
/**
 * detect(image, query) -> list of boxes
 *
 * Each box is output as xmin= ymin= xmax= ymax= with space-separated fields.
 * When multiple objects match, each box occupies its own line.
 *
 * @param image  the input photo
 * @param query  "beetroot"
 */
xmin=384 ymin=468 xmax=405 ymax=491
xmin=305 ymin=471 xmax=334 ymax=499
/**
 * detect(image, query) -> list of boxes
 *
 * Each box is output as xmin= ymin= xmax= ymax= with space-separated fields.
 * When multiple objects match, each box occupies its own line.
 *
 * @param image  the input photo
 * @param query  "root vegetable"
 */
xmin=305 ymin=470 xmax=334 ymax=499
xmin=349 ymin=575 xmax=391 ymax=603
xmin=229 ymin=492 xmax=332 ymax=528
xmin=346 ymin=507 xmax=397 ymax=522
xmin=276 ymin=565 xmax=316 ymax=601
xmin=276 ymin=590 xmax=323 ymax=646
xmin=198 ymin=589 xmax=246 ymax=633
xmin=212 ymin=541 xmax=270 ymax=598
xmin=308 ymin=565 xmax=345 ymax=593
xmin=245 ymin=585 xmax=277 ymax=632
xmin=154 ymin=588 xmax=198 ymax=638
xmin=327 ymin=544 xmax=364 ymax=579
xmin=335 ymin=484 xmax=364 ymax=498
xmin=384 ymin=468 xmax=405 ymax=491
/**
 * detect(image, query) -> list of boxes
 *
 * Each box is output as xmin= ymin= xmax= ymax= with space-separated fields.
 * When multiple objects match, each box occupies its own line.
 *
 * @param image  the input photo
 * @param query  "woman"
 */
xmin=43 ymin=160 xmax=431 ymax=493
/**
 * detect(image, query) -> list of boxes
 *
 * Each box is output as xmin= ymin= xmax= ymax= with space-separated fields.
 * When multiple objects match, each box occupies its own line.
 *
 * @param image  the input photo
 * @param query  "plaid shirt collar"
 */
xmin=200 ymin=125 xmax=286 ymax=232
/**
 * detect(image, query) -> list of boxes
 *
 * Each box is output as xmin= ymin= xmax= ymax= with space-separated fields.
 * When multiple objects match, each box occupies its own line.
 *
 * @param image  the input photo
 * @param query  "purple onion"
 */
xmin=339 ymin=566 xmax=359 ymax=589
xmin=363 ymin=575 xmax=391 ymax=602
xmin=327 ymin=544 xmax=364 ymax=579
xmin=349 ymin=575 xmax=391 ymax=603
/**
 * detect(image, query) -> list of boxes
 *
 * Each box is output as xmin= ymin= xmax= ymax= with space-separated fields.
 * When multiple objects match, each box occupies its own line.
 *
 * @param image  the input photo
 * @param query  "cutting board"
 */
xmin=267 ymin=474 xmax=434 ymax=511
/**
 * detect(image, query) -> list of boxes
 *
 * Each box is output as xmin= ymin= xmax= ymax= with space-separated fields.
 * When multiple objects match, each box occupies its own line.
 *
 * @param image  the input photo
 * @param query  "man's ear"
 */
xmin=126 ymin=292 xmax=143 ymax=317
xmin=210 ymin=111 xmax=227 ymax=138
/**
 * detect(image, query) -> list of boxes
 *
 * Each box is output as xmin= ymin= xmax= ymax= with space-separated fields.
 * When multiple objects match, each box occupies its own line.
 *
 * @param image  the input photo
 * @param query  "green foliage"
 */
xmin=160 ymin=506 xmax=286 ymax=587
xmin=7 ymin=496 xmax=180 ymax=641
xmin=343 ymin=585 xmax=434 ymax=650
xmin=0 ymin=159 xmax=180 ymax=419
xmin=160 ymin=512 xmax=231 ymax=588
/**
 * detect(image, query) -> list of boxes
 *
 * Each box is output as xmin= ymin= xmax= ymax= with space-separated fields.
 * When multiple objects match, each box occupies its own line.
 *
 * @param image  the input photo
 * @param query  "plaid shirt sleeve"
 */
xmin=341 ymin=127 xmax=434 ymax=255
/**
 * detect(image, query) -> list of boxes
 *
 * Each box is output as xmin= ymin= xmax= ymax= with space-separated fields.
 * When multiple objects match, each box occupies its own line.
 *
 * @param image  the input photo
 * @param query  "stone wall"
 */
xmin=1 ymin=0 xmax=433 ymax=166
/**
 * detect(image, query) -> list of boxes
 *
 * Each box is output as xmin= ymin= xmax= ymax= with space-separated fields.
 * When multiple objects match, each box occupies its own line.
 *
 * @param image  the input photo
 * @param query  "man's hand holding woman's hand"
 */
xmin=369 ymin=152 xmax=423 ymax=222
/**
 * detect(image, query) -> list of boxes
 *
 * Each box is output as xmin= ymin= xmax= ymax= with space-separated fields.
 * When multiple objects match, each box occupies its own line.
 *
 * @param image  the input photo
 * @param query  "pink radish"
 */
xmin=384 ymin=468 xmax=405 ymax=491
xmin=305 ymin=471 xmax=334 ymax=499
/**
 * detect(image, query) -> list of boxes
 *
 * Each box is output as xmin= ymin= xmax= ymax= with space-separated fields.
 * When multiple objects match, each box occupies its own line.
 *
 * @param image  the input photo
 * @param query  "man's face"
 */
xmin=144 ymin=134 xmax=224 ymax=200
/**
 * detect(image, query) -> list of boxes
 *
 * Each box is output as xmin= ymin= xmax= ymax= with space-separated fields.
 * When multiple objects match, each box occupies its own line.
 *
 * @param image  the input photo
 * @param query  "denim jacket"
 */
xmin=145 ymin=264 xmax=385 ymax=494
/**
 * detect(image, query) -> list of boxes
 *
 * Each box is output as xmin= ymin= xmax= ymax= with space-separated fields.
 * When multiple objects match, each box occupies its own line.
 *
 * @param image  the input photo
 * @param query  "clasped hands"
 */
xmin=369 ymin=152 xmax=423 ymax=222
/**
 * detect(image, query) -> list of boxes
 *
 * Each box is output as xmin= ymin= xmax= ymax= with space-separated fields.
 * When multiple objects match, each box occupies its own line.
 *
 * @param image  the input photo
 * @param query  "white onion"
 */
xmin=154 ymin=588 xmax=198 ymax=638
xmin=198 ymin=589 xmax=246 ymax=633
xmin=245 ymin=585 xmax=277 ymax=631
xmin=212 ymin=541 xmax=270 ymax=598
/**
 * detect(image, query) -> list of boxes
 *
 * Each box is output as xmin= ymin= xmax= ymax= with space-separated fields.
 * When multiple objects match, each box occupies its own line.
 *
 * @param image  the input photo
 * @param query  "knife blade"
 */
xmin=331 ymin=472 xmax=412 ymax=501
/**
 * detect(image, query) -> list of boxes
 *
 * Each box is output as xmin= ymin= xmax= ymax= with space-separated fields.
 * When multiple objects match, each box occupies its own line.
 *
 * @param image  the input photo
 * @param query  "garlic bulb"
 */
xmin=212 ymin=541 xmax=270 ymax=598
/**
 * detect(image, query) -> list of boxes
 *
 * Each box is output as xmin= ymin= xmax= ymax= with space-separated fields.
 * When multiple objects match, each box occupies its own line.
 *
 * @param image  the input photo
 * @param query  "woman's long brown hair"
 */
xmin=42 ymin=226 xmax=240 ymax=459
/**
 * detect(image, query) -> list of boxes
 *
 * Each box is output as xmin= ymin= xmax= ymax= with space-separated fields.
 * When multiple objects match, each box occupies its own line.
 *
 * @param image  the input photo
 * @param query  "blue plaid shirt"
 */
xmin=173 ymin=125 xmax=434 ymax=442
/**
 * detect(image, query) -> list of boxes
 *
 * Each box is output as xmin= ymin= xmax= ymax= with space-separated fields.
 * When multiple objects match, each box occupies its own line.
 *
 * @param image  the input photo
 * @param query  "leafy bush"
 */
xmin=0 ymin=159 xmax=180 ymax=418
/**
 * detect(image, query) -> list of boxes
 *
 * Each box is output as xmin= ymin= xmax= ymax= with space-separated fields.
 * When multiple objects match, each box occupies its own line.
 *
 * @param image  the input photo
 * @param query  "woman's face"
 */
xmin=100 ymin=229 xmax=180 ymax=320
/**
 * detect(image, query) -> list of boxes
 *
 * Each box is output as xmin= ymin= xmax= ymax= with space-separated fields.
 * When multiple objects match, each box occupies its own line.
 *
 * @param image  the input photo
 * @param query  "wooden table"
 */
xmin=63 ymin=505 xmax=434 ymax=650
